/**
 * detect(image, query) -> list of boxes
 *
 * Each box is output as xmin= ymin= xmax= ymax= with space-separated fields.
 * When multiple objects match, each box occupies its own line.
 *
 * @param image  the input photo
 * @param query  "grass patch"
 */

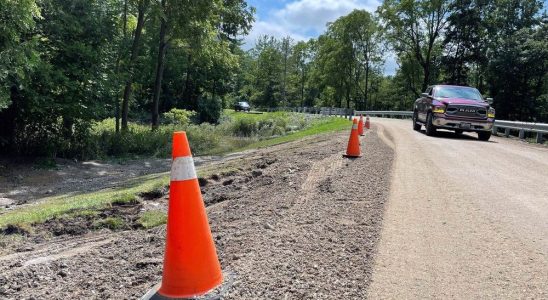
xmin=0 ymin=173 xmax=170 ymax=229
xmin=111 ymin=193 xmax=138 ymax=205
xmin=138 ymin=211 xmax=167 ymax=229
xmin=241 ymin=117 xmax=351 ymax=150
xmin=92 ymin=217 xmax=126 ymax=230
xmin=139 ymin=181 xmax=167 ymax=199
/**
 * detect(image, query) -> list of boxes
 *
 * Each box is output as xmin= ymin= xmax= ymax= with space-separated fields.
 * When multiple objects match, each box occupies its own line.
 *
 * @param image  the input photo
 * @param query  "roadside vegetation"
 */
xmin=87 ymin=110 xmax=346 ymax=158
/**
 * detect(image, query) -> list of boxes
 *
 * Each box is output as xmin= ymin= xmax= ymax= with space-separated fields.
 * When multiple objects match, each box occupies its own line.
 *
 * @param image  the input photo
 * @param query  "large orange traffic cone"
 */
xmin=154 ymin=132 xmax=222 ymax=299
xmin=343 ymin=119 xmax=361 ymax=158
xmin=365 ymin=115 xmax=371 ymax=129
xmin=358 ymin=114 xmax=365 ymax=136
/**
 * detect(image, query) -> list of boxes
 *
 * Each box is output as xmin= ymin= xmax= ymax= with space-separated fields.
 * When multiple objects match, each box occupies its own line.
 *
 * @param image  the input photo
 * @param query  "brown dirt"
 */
xmin=0 ymin=127 xmax=394 ymax=299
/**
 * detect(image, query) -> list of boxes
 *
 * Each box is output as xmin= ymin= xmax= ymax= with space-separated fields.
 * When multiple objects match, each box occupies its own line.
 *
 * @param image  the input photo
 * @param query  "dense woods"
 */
xmin=1 ymin=0 xmax=546 ymax=158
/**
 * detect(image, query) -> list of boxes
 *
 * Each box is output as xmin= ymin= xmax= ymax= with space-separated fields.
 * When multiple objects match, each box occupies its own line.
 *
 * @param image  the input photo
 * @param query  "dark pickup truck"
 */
xmin=412 ymin=85 xmax=496 ymax=141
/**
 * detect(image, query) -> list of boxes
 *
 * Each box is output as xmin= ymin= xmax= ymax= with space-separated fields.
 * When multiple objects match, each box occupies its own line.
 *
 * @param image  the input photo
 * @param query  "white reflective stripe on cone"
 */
xmin=170 ymin=156 xmax=197 ymax=182
xmin=352 ymin=124 xmax=358 ymax=129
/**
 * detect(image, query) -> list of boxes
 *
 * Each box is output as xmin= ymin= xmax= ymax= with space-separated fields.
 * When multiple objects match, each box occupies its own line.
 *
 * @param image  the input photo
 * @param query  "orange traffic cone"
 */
xmin=343 ymin=119 xmax=361 ymax=158
xmin=358 ymin=114 xmax=365 ymax=136
xmin=152 ymin=132 xmax=222 ymax=299
xmin=365 ymin=115 xmax=371 ymax=129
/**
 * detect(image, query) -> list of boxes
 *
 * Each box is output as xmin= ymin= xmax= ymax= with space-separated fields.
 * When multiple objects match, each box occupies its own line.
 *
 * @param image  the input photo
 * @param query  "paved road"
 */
xmin=368 ymin=118 xmax=548 ymax=299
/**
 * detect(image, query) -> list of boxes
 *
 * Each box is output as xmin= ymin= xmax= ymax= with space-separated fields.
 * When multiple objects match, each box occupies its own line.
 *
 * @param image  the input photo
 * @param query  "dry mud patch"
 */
xmin=0 ymin=127 xmax=394 ymax=299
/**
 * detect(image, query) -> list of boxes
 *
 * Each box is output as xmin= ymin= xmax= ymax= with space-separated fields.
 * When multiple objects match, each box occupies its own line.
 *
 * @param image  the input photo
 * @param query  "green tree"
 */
xmin=486 ymin=0 xmax=546 ymax=121
xmin=0 ymin=0 xmax=40 ymax=148
xmin=150 ymin=0 xmax=254 ymax=128
xmin=310 ymin=10 xmax=384 ymax=109
xmin=289 ymin=41 xmax=313 ymax=107
xmin=1 ymin=0 xmax=119 ymax=156
xmin=120 ymin=0 xmax=151 ymax=132
xmin=248 ymin=36 xmax=284 ymax=107
xmin=0 ymin=0 xmax=40 ymax=108
xmin=442 ymin=0 xmax=489 ymax=86
xmin=378 ymin=0 xmax=449 ymax=93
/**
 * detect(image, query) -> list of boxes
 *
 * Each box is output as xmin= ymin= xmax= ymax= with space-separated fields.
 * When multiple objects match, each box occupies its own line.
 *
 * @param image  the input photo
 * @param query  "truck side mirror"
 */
xmin=421 ymin=93 xmax=429 ymax=98
xmin=486 ymin=97 xmax=493 ymax=105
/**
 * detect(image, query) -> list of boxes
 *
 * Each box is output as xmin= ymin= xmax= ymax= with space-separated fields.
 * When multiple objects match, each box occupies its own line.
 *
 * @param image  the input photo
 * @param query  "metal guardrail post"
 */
xmin=537 ymin=133 xmax=544 ymax=144
xmin=519 ymin=129 xmax=525 ymax=139
xmin=504 ymin=128 xmax=511 ymax=137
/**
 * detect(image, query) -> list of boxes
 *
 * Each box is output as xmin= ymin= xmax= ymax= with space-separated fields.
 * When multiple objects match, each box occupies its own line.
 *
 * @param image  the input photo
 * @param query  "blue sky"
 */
xmin=244 ymin=0 xmax=397 ymax=75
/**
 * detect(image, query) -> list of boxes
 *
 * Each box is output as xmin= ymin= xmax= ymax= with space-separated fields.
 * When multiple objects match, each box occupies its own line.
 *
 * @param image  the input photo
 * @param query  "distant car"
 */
xmin=412 ymin=85 xmax=495 ymax=141
xmin=234 ymin=101 xmax=251 ymax=112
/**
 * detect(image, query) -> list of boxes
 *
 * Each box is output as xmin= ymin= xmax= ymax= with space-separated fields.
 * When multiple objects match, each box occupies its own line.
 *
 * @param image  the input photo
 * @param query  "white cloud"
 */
xmin=243 ymin=19 xmax=308 ymax=49
xmin=275 ymin=0 xmax=380 ymax=33
xmin=244 ymin=0 xmax=380 ymax=47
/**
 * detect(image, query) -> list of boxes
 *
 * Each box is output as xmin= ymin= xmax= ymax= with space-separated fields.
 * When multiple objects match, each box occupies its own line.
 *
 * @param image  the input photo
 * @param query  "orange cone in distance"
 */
xmin=158 ymin=131 xmax=222 ymax=299
xmin=343 ymin=119 xmax=361 ymax=158
xmin=358 ymin=114 xmax=365 ymax=136
xmin=365 ymin=115 xmax=371 ymax=129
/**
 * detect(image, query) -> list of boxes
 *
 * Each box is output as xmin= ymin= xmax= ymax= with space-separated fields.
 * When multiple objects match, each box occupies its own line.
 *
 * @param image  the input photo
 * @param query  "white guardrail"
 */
xmin=355 ymin=110 xmax=547 ymax=144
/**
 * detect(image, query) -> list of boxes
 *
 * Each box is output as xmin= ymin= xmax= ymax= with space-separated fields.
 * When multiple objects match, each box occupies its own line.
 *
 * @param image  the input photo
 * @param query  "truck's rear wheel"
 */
xmin=413 ymin=111 xmax=421 ymax=131
xmin=455 ymin=129 xmax=463 ymax=135
xmin=425 ymin=112 xmax=437 ymax=136
xmin=478 ymin=131 xmax=491 ymax=141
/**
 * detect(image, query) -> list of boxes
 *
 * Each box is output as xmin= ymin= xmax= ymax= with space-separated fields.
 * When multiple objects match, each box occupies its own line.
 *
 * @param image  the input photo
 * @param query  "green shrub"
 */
xmin=231 ymin=117 xmax=258 ymax=137
xmin=197 ymin=95 xmax=222 ymax=124
xmin=163 ymin=108 xmax=196 ymax=126
xmin=186 ymin=123 xmax=221 ymax=155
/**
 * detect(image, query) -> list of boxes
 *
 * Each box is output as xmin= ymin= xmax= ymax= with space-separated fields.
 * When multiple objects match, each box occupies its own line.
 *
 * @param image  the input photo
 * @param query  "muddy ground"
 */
xmin=0 ymin=154 xmax=237 ymax=207
xmin=0 ymin=126 xmax=394 ymax=299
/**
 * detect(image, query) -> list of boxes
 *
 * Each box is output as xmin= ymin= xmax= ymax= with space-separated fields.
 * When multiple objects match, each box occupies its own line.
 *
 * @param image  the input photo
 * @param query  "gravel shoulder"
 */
xmin=368 ymin=118 xmax=548 ymax=299
xmin=0 ymin=127 xmax=394 ymax=299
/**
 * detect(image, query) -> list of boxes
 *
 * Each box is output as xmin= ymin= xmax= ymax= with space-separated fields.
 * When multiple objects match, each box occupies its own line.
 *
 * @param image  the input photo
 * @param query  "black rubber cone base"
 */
xmin=145 ymin=292 xmax=220 ymax=300
xmin=141 ymin=272 xmax=235 ymax=300
xmin=342 ymin=154 xmax=361 ymax=158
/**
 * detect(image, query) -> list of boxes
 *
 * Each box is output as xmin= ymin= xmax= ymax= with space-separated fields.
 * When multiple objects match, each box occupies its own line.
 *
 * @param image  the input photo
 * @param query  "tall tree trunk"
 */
xmin=345 ymin=83 xmax=351 ymax=109
xmin=300 ymin=68 xmax=305 ymax=107
xmin=282 ymin=52 xmax=288 ymax=105
xmin=364 ymin=61 xmax=369 ymax=111
xmin=121 ymin=0 xmax=148 ymax=132
xmin=422 ymin=63 xmax=430 ymax=93
xmin=114 ymin=0 xmax=129 ymax=133
xmin=151 ymin=0 xmax=168 ymax=130
xmin=182 ymin=53 xmax=193 ymax=108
